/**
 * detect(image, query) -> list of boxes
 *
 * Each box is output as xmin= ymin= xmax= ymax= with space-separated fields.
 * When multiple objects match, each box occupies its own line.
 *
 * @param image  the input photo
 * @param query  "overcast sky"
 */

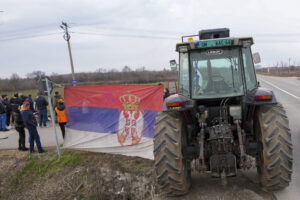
xmin=1 ymin=0 xmax=300 ymax=78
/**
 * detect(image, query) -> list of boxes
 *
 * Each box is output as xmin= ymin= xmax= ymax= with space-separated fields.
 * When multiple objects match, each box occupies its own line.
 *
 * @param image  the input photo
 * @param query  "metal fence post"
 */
xmin=45 ymin=77 xmax=61 ymax=157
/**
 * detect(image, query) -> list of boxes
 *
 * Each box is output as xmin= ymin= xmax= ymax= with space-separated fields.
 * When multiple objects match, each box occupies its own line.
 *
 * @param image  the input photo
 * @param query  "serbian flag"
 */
xmin=63 ymin=84 xmax=163 ymax=159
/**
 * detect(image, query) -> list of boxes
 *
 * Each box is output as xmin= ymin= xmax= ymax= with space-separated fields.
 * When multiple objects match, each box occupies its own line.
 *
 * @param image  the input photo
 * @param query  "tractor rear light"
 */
xmin=255 ymin=95 xmax=272 ymax=100
xmin=166 ymin=102 xmax=184 ymax=107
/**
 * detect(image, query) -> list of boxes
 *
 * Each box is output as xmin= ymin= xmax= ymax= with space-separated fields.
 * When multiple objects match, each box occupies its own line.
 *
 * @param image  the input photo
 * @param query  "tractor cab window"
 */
xmin=242 ymin=47 xmax=257 ymax=91
xmin=178 ymin=52 xmax=190 ymax=96
xmin=190 ymin=48 xmax=244 ymax=99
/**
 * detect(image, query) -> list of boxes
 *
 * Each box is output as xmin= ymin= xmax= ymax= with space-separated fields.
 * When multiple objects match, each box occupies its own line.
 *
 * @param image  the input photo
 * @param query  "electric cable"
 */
xmin=71 ymin=31 xmax=178 ymax=40
xmin=0 ymin=32 xmax=62 ymax=42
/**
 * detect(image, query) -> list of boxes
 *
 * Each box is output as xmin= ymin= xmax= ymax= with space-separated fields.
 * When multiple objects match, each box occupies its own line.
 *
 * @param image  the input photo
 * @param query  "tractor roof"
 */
xmin=176 ymin=37 xmax=254 ymax=52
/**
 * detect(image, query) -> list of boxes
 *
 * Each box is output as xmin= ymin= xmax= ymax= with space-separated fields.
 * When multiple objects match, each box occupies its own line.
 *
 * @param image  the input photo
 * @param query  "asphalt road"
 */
xmin=0 ymin=124 xmax=64 ymax=149
xmin=257 ymin=75 xmax=300 ymax=200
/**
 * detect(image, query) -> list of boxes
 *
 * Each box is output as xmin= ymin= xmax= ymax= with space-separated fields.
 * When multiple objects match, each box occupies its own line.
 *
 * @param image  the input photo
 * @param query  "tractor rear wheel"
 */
xmin=255 ymin=103 xmax=293 ymax=190
xmin=153 ymin=112 xmax=191 ymax=196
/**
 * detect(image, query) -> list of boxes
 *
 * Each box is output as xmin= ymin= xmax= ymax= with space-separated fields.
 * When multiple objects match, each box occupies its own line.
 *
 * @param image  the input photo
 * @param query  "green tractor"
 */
xmin=154 ymin=28 xmax=293 ymax=196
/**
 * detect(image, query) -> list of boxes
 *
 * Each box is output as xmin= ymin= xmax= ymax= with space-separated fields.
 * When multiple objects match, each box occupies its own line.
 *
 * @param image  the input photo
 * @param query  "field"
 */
xmin=3 ymin=87 xmax=65 ymax=99
xmin=2 ymin=81 xmax=174 ymax=100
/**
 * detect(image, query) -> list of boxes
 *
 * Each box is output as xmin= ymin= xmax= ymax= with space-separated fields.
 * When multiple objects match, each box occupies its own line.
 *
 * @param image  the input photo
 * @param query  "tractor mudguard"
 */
xmin=244 ymin=87 xmax=277 ymax=105
xmin=162 ymin=94 xmax=195 ymax=112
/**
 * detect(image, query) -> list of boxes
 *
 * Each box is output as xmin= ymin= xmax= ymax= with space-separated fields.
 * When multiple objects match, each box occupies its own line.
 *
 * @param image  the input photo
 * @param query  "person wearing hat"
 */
xmin=55 ymin=99 xmax=67 ymax=139
xmin=21 ymin=101 xmax=46 ymax=153
xmin=14 ymin=105 xmax=28 ymax=151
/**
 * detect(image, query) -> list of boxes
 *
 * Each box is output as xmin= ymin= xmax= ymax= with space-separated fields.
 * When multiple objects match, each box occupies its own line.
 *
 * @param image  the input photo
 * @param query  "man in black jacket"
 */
xmin=19 ymin=94 xmax=28 ymax=104
xmin=14 ymin=108 xmax=28 ymax=151
xmin=10 ymin=93 xmax=22 ymax=124
xmin=21 ymin=101 xmax=45 ymax=153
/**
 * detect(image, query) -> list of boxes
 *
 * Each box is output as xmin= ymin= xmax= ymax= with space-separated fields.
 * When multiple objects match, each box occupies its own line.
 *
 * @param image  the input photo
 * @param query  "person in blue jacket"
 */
xmin=35 ymin=93 xmax=48 ymax=127
xmin=21 ymin=101 xmax=46 ymax=153
xmin=25 ymin=94 xmax=34 ymax=112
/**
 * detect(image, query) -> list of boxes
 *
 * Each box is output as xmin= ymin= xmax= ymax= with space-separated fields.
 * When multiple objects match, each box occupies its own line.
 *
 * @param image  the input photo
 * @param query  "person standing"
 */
xmin=14 ymin=106 xmax=28 ymax=151
xmin=53 ymin=91 xmax=61 ymax=123
xmin=0 ymin=96 xmax=8 ymax=131
xmin=19 ymin=94 xmax=28 ymax=104
xmin=26 ymin=94 xmax=34 ymax=112
xmin=55 ymin=99 xmax=67 ymax=139
xmin=35 ymin=93 xmax=48 ymax=127
xmin=164 ymin=88 xmax=170 ymax=99
xmin=21 ymin=101 xmax=45 ymax=153
xmin=2 ymin=95 xmax=11 ymax=128
xmin=10 ymin=93 xmax=22 ymax=124
xmin=53 ymin=91 xmax=61 ymax=110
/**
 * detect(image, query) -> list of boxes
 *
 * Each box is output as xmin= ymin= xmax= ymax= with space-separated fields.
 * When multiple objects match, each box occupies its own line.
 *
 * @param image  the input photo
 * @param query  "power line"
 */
xmin=0 ymin=23 xmax=58 ymax=36
xmin=71 ymin=23 xmax=188 ymax=35
xmin=72 ymin=31 xmax=179 ymax=40
xmin=0 ymin=32 xmax=61 ymax=42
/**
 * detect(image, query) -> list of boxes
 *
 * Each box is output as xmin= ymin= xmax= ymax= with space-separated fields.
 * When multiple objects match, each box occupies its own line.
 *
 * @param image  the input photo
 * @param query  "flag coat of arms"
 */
xmin=63 ymin=84 xmax=163 ymax=159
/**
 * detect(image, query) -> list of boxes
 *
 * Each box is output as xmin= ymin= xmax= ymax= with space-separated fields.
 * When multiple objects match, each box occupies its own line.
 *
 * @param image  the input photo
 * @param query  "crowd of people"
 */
xmin=0 ymin=91 xmax=68 ymax=153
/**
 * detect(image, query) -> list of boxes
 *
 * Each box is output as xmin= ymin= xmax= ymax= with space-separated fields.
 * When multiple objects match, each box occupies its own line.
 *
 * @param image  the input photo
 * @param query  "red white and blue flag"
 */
xmin=63 ymin=84 xmax=163 ymax=159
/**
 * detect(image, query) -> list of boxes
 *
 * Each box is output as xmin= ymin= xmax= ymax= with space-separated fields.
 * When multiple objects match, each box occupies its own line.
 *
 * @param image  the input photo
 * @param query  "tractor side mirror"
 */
xmin=252 ymin=52 xmax=261 ymax=64
xmin=170 ymin=59 xmax=177 ymax=71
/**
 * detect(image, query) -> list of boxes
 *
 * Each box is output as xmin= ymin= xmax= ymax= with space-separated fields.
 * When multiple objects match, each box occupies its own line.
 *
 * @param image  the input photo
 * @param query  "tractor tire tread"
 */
xmin=256 ymin=103 xmax=293 ymax=191
xmin=154 ymin=112 xmax=190 ymax=196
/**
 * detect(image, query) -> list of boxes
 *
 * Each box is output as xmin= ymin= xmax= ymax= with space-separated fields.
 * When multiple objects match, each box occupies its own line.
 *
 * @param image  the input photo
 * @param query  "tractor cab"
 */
xmin=174 ymin=28 xmax=258 ymax=100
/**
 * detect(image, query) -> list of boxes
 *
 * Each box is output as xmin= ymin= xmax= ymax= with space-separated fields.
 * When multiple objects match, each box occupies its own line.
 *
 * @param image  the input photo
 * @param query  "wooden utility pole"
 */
xmin=60 ymin=22 xmax=76 ymax=85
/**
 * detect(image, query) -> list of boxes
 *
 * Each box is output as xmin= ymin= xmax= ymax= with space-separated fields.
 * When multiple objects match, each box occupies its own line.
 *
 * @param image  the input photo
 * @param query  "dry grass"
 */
xmin=0 ymin=149 xmax=155 ymax=200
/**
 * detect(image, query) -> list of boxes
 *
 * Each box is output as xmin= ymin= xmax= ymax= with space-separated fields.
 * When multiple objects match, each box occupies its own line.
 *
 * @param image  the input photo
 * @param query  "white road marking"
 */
xmin=258 ymin=78 xmax=300 ymax=99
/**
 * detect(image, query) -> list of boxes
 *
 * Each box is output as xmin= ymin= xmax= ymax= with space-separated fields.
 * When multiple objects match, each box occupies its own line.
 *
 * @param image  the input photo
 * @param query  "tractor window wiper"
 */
xmin=228 ymin=57 xmax=236 ymax=92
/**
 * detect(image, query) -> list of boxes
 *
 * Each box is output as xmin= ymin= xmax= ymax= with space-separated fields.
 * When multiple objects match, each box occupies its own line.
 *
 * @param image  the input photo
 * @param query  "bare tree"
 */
xmin=96 ymin=68 xmax=107 ymax=73
xmin=10 ymin=73 xmax=21 ymax=91
xmin=135 ymin=66 xmax=146 ymax=72
xmin=109 ymin=68 xmax=119 ymax=73
xmin=122 ymin=66 xmax=132 ymax=72
xmin=26 ymin=70 xmax=45 ymax=80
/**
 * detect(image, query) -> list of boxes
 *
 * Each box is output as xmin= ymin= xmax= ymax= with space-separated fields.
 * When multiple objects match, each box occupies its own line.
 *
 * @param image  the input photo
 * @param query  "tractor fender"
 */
xmin=162 ymin=94 xmax=195 ymax=111
xmin=244 ymin=87 xmax=277 ymax=105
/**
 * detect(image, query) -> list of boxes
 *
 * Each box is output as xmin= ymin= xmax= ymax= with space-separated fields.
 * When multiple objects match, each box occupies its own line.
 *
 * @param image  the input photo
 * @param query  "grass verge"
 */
xmin=9 ymin=150 xmax=83 ymax=191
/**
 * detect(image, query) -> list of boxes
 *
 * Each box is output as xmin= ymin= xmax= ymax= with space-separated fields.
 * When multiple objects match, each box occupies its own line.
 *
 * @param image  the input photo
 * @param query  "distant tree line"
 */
xmin=0 ymin=66 xmax=178 ymax=92
xmin=256 ymin=66 xmax=300 ymax=77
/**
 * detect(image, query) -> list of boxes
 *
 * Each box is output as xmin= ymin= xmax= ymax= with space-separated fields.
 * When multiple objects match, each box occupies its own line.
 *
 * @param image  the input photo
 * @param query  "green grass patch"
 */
xmin=134 ymin=162 xmax=145 ymax=171
xmin=10 ymin=150 xmax=83 ymax=190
